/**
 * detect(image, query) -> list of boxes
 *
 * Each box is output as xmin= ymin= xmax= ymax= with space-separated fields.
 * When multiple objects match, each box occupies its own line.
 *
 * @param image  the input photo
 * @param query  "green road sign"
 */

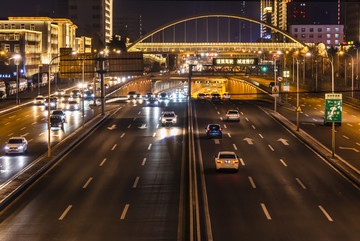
xmin=283 ymin=82 xmax=290 ymax=92
xmin=325 ymin=93 xmax=342 ymax=122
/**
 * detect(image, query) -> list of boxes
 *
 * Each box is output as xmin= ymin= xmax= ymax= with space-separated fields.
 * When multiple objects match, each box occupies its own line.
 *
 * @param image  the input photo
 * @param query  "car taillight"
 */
xmin=234 ymin=160 xmax=239 ymax=164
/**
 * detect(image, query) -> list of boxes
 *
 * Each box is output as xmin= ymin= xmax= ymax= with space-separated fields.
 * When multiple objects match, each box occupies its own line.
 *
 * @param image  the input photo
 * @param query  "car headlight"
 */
xmin=18 ymin=145 xmax=24 ymax=149
xmin=174 ymin=118 xmax=177 ymax=122
xmin=4 ymin=145 xmax=9 ymax=150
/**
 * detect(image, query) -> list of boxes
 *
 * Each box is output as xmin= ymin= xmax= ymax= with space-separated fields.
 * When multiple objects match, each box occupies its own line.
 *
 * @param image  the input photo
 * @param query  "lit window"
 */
xmin=327 ymin=40 xmax=331 ymax=44
xmin=327 ymin=34 xmax=331 ymax=38
xmin=4 ymin=24 xmax=9 ymax=29
xmin=335 ymin=40 xmax=339 ymax=44
xmin=30 ymin=24 xmax=35 ymax=31
xmin=14 ymin=44 xmax=20 ymax=53
xmin=335 ymin=27 xmax=339 ymax=32
xmin=335 ymin=34 xmax=339 ymax=38
xmin=14 ymin=33 xmax=20 ymax=40
xmin=327 ymin=27 xmax=331 ymax=32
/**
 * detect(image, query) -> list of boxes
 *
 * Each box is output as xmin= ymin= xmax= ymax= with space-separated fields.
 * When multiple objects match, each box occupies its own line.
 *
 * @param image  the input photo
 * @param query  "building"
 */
xmin=290 ymin=24 xmax=344 ymax=49
xmin=260 ymin=0 xmax=289 ymax=40
xmin=76 ymin=36 xmax=92 ymax=53
xmin=113 ymin=15 xmax=142 ymax=42
xmin=68 ymin=0 xmax=113 ymax=49
xmin=344 ymin=1 xmax=360 ymax=43
xmin=287 ymin=1 xmax=308 ymax=26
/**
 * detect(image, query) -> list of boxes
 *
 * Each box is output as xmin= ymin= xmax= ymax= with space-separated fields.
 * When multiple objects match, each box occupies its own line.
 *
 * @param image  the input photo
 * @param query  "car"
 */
xmin=136 ymin=93 xmax=142 ymax=99
xmin=71 ymin=89 xmax=82 ymax=98
xmin=0 ymin=90 xmax=6 ymax=100
xmin=225 ymin=110 xmax=240 ymax=122
xmin=211 ymin=93 xmax=221 ymax=102
xmin=146 ymin=97 xmax=158 ymax=106
xmin=269 ymin=81 xmax=275 ymax=88
xmin=34 ymin=95 xmax=46 ymax=105
xmin=222 ymin=92 xmax=231 ymax=101
xmin=83 ymin=90 xmax=94 ymax=99
xmin=197 ymin=93 xmax=205 ymax=100
xmin=205 ymin=124 xmax=222 ymax=138
xmin=66 ymin=100 xmax=80 ymax=110
xmin=44 ymin=97 xmax=58 ymax=110
xmin=145 ymin=92 xmax=154 ymax=99
xmin=4 ymin=137 xmax=28 ymax=154
xmin=161 ymin=111 xmax=177 ymax=125
xmin=105 ymin=83 xmax=110 ymax=89
xmin=50 ymin=115 xmax=65 ymax=129
xmin=214 ymin=151 xmax=239 ymax=172
xmin=55 ymin=89 xmax=65 ymax=96
xmin=87 ymin=84 xmax=93 ymax=90
xmin=158 ymin=92 xmax=168 ymax=102
xmin=127 ymin=91 xmax=137 ymax=100
xmin=52 ymin=110 xmax=66 ymax=122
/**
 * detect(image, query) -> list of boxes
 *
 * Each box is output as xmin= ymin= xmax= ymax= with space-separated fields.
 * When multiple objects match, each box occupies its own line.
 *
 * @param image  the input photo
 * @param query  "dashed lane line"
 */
xmin=111 ymin=144 xmax=117 ymax=151
xmin=343 ymin=135 xmax=350 ymax=140
xmin=248 ymin=177 xmax=256 ymax=189
xmin=259 ymin=134 xmax=264 ymax=139
xmin=99 ymin=158 xmax=107 ymax=166
xmin=120 ymin=133 xmax=125 ymax=138
xmin=141 ymin=158 xmax=147 ymax=166
xmin=261 ymin=203 xmax=272 ymax=220
xmin=318 ymin=205 xmax=333 ymax=222
xmin=280 ymin=159 xmax=287 ymax=167
xmin=153 ymin=132 xmax=156 ymax=137
xmin=148 ymin=144 xmax=152 ymax=150
xmin=82 ymin=177 xmax=93 ymax=189
xmin=58 ymin=205 xmax=72 ymax=221
xmin=296 ymin=178 xmax=307 ymax=189
xmin=233 ymin=144 xmax=238 ymax=150
xmin=120 ymin=204 xmax=130 ymax=220
xmin=227 ymin=133 xmax=231 ymax=138
xmin=251 ymin=125 xmax=256 ymax=130
xmin=268 ymin=145 xmax=274 ymax=151
xmin=132 ymin=177 xmax=140 ymax=188
xmin=127 ymin=124 xmax=131 ymax=128
xmin=224 ymin=124 xmax=227 ymax=129
xmin=239 ymin=158 xmax=245 ymax=166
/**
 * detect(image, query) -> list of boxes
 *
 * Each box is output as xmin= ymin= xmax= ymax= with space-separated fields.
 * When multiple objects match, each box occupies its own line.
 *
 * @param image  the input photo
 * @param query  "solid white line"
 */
xmin=58 ymin=205 xmax=72 ymax=220
xmin=100 ymin=158 xmax=107 ymax=166
xmin=245 ymin=117 xmax=249 ymax=122
xmin=227 ymin=133 xmax=231 ymax=138
xmin=296 ymin=178 xmax=307 ymax=189
xmin=111 ymin=144 xmax=117 ymax=151
xmin=28 ymin=139 xmax=33 ymax=143
xmin=248 ymin=176 xmax=256 ymax=189
xmin=32 ymin=122 xmax=37 ymax=125
xmin=318 ymin=205 xmax=333 ymax=222
xmin=224 ymin=124 xmax=227 ymax=128
xmin=261 ymin=203 xmax=272 ymax=220
xmin=280 ymin=159 xmax=287 ymax=167
xmin=312 ymin=118 xmax=317 ymax=122
xmin=233 ymin=144 xmax=238 ymax=150
xmin=239 ymin=158 xmax=245 ymax=166
xmin=8 ymin=133 xmax=14 ymax=137
xmin=132 ymin=176 xmax=140 ymax=188
xmin=148 ymin=144 xmax=152 ymax=150
xmin=141 ymin=158 xmax=147 ymax=166
xmin=120 ymin=204 xmax=130 ymax=220
xmin=251 ymin=125 xmax=256 ymax=130
xmin=20 ymin=127 xmax=26 ymax=130
xmin=127 ymin=124 xmax=131 ymax=128
xmin=259 ymin=134 xmax=264 ymax=139
xmin=153 ymin=132 xmax=156 ymax=137
xmin=268 ymin=145 xmax=274 ymax=151
xmin=343 ymin=135 xmax=350 ymax=140
xmin=120 ymin=133 xmax=125 ymax=138
xmin=82 ymin=177 xmax=93 ymax=189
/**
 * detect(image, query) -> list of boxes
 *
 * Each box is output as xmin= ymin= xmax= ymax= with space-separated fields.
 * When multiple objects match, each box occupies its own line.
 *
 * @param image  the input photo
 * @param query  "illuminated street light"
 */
xmin=13 ymin=54 xmax=21 ymax=105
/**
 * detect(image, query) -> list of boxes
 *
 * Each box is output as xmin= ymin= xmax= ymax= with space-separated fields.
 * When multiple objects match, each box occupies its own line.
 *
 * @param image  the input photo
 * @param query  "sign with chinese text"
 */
xmin=325 ymin=93 xmax=342 ymax=122
xmin=283 ymin=82 xmax=290 ymax=92
xmin=213 ymin=58 xmax=258 ymax=66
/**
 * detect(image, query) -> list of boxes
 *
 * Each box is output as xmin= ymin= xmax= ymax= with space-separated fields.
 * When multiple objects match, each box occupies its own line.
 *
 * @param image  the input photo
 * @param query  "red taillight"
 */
xmin=234 ymin=160 xmax=239 ymax=164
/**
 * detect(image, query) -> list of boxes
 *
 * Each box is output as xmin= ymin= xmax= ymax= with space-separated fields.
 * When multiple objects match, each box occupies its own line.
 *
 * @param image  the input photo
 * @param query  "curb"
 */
xmin=0 ymin=112 xmax=110 ymax=211
xmin=261 ymin=107 xmax=360 ymax=187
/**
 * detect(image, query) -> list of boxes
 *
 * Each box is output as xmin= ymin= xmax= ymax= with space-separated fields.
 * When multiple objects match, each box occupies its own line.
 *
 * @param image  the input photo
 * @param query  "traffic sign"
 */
xmin=272 ymin=85 xmax=279 ymax=97
xmin=325 ymin=93 xmax=342 ymax=122
xmin=278 ymin=77 xmax=283 ymax=82
xmin=296 ymin=106 xmax=302 ymax=112
xmin=283 ymin=82 xmax=290 ymax=92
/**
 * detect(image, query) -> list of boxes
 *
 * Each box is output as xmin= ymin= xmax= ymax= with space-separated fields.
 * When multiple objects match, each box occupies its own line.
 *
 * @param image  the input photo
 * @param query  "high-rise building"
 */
xmin=287 ymin=1 xmax=308 ymax=26
xmin=344 ymin=1 xmax=360 ymax=42
xmin=113 ymin=15 xmax=142 ymax=42
xmin=260 ymin=0 xmax=289 ymax=40
xmin=68 ymin=0 xmax=113 ymax=49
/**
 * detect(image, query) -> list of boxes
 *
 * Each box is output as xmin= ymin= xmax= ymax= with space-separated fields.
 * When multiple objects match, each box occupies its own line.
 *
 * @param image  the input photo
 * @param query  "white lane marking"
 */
xmin=239 ymin=158 xmax=245 ymax=166
xmin=8 ymin=133 xmax=14 ymax=137
xmin=233 ymin=144 xmax=238 ymax=150
xmin=35 ymin=115 xmax=40 ymax=118
xmin=245 ymin=117 xmax=249 ymax=122
xmin=111 ymin=144 xmax=117 ymax=151
xmin=28 ymin=139 xmax=33 ymax=143
xmin=314 ymin=107 xmax=317 ymax=110
xmin=312 ymin=118 xmax=317 ymax=122
xmin=41 ymin=118 xmax=45 ymax=121
xmin=318 ymin=205 xmax=333 ymax=222
xmin=305 ymin=114 xmax=309 ymax=117
xmin=347 ymin=123 xmax=353 ymax=127
xmin=100 ymin=158 xmax=107 ymax=166
xmin=58 ymin=205 xmax=72 ymax=220
xmin=148 ymin=144 xmax=152 ymax=150
xmin=120 ymin=133 xmax=125 ymax=138
xmin=16 ymin=118 xmax=21 ymax=121
xmin=268 ymin=145 xmax=274 ymax=151
xmin=217 ymin=111 xmax=220 ymax=115
xmin=32 ymin=122 xmax=37 ymax=125
xmin=138 ymin=111 xmax=141 ymax=115
xmin=343 ymin=111 xmax=348 ymax=114
xmin=220 ymin=117 xmax=223 ymax=121
xmin=296 ymin=178 xmax=307 ymax=189
xmin=22 ymin=133 xmax=29 ymax=137
xmin=261 ymin=203 xmax=272 ymax=220
xmin=251 ymin=125 xmax=256 ymax=130
xmin=25 ymin=114 xmax=30 ymax=117
xmin=132 ymin=177 xmax=140 ymax=188
xmin=9 ymin=115 xmax=15 ymax=119
xmin=343 ymin=135 xmax=350 ymax=140
xmin=127 ymin=124 xmax=131 ymax=128
xmin=352 ymin=115 xmax=357 ymax=118
xmin=159 ymin=117 xmax=161 ymax=121
xmin=320 ymin=111 xmax=324 ymax=114
xmin=82 ymin=177 xmax=93 ymax=189
xmin=280 ymin=159 xmax=287 ymax=167
xmin=153 ymin=132 xmax=156 ymax=137
xmin=133 ymin=117 xmax=137 ymax=121
xmin=277 ymin=138 xmax=289 ymax=146
xmin=248 ymin=177 xmax=256 ymax=189
xmin=141 ymin=158 xmax=147 ymax=166
xmin=214 ymin=139 xmax=220 ymax=144
xmin=240 ymin=112 xmax=244 ymax=115
xmin=156 ymin=124 xmax=159 ymax=128
xmin=5 ymin=122 xmax=9 ymax=125
xmin=259 ymin=134 xmax=264 ymax=139
xmin=224 ymin=124 xmax=227 ymax=129
xmin=227 ymin=133 xmax=231 ymax=138
xmin=339 ymin=147 xmax=359 ymax=152
xmin=356 ymin=142 xmax=360 ymax=146
xmin=39 ymin=132 xmax=44 ymax=136
xmin=20 ymin=127 xmax=26 ymax=130
xmin=120 ymin=204 xmax=130 ymax=220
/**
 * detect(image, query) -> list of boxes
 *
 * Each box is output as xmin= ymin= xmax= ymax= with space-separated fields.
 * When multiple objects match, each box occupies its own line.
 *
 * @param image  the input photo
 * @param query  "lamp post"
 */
xmin=296 ymin=58 xmax=300 ymax=131
xmin=82 ymin=58 xmax=85 ymax=128
xmin=13 ymin=54 xmax=21 ymax=105
xmin=329 ymin=56 xmax=335 ymax=157
xmin=38 ymin=64 xmax=42 ymax=95
xmin=339 ymin=51 xmax=354 ymax=98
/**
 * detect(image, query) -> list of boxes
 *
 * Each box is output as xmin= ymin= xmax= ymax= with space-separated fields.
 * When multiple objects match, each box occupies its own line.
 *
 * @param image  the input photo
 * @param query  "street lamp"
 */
xmin=328 ymin=56 xmax=336 ymax=157
xmin=13 ymin=54 xmax=21 ymax=105
xmin=339 ymin=51 xmax=354 ymax=98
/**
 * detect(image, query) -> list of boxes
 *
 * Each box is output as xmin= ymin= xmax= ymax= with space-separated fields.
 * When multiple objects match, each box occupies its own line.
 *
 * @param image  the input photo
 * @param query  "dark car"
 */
xmin=205 ymin=124 xmax=222 ymax=138
xmin=269 ymin=82 xmax=275 ymax=88
xmin=45 ymin=97 xmax=58 ymax=110
xmin=83 ymin=90 xmax=94 ymax=99
xmin=145 ymin=92 xmax=154 ymax=99
xmin=71 ymin=89 xmax=82 ymax=98
xmin=211 ymin=93 xmax=221 ymax=102
xmin=50 ymin=115 xmax=64 ymax=129
xmin=127 ymin=91 xmax=137 ymax=100
xmin=146 ymin=97 xmax=158 ymax=106
xmin=52 ymin=110 xmax=65 ymax=122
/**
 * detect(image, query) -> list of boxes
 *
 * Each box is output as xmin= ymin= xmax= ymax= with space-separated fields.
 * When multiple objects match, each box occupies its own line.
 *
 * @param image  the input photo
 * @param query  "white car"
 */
xmin=225 ymin=110 xmax=240 ymax=122
xmin=66 ymin=100 xmax=80 ymax=110
xmin=214 ymin=151 xmax=239 ymax=171
xmin=4 ymin=137 xmax=28 ymax=154
xmin=161 ymin=111 xmax=177 ymax=125
xmin=34 ymin=95 xmax=45 ymax=105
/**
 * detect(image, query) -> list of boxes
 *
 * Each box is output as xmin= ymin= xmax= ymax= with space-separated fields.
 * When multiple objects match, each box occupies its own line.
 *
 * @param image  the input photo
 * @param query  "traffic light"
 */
xmin=261 ymin=66 xmax=268 ymax=72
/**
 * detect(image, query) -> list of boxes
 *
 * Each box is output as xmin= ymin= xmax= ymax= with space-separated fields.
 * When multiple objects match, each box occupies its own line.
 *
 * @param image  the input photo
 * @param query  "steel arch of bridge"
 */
xmin=127 ymin=14 xmax=308 ymax=52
